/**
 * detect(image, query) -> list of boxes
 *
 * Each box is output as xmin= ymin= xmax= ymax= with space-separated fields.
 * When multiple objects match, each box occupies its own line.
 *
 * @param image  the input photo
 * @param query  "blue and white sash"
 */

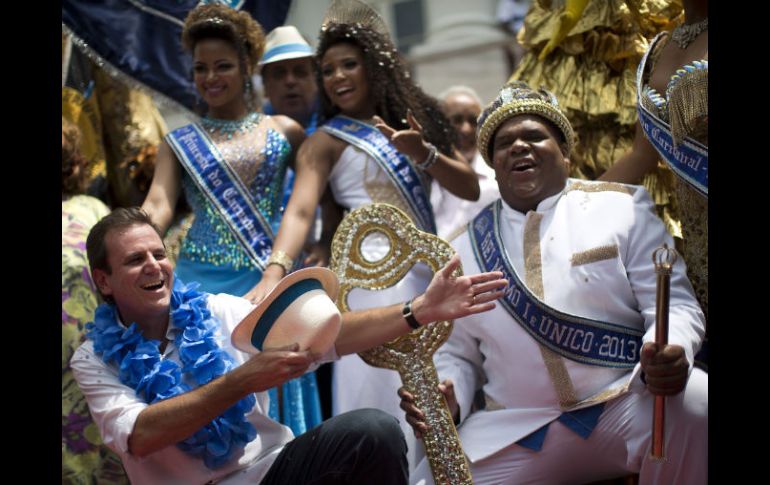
xmin=167 ymin=123 xmax=273 ymax=270
xmin=637 ymin=33 xmax=708 ymax=198
xmin=469 ymin=201 xmax=643 ymax=368
xmin=321 ymin=116 xmax=436 ymax=234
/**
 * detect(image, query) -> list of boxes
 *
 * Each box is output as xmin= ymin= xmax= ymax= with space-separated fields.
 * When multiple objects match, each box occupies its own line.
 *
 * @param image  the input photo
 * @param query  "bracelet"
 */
xmin=402 ymin=299 xmax=422 ymax=330
xmin=266 ymin=250 xmax=294 ymax=275
xmin=415 ymin=143 xmax=438 ymax=171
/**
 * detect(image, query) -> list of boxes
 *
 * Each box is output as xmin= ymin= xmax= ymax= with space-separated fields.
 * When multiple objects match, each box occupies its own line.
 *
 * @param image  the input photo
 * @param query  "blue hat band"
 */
xmin=251 ymin=278 xmax=324 ymax=351
xmin=261 ymin=43 xmax=313 ymax=64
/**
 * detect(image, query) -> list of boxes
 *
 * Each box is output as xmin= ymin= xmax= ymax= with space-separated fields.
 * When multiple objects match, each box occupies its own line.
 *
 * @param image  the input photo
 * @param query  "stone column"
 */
xmin=408 ymin=0 xmax=513 ymax=103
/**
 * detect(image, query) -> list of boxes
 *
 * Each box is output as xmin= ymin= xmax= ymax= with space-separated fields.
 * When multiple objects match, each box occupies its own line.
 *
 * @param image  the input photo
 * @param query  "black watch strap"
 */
xmin=402 ymin=299 xmax=421 ymax=329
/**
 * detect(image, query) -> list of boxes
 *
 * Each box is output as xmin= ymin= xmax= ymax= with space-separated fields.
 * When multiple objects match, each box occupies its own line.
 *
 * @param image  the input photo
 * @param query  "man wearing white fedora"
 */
xmin=260 ymin=25 xmax=319 ymax=134
xmin=71 ymin=207 xmax=506 ymax=484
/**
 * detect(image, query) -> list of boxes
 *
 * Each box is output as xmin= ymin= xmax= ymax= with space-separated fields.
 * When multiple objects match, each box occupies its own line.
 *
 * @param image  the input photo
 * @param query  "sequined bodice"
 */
xmin=640 ymin=34 xmax=708 ymax=144
xmin=180 ymin=120 xmax=291 ymax=270
xmin=641 ymin=61 xmax=707 ymax=125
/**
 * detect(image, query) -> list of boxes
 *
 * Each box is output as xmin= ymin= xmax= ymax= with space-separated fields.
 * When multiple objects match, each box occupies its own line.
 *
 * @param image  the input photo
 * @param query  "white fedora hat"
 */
xmin=259 ymin=26 xmax=314 ymax=66
xmin=231 ymin=267 xmax=341 ymax=355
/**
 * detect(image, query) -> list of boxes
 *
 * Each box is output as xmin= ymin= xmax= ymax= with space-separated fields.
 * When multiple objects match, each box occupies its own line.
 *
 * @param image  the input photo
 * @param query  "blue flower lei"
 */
xmin=85 ymin=277 xmax=257 ymax=469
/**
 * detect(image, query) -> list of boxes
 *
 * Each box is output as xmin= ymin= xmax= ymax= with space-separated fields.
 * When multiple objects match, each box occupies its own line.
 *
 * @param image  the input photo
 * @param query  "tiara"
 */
xmin=201 ymin=17 xmax=226 ymax=26
xmin=321 ymin=0 xmax=390 ymax=37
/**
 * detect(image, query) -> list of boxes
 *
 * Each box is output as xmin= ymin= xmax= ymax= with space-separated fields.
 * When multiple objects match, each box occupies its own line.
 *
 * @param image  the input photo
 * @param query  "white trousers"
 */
xmin=411 ymin=368 xmax=707 ymax=485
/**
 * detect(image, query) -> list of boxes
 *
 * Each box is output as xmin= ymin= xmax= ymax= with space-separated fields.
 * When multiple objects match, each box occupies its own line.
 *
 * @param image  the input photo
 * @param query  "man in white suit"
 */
xmin=403 ymin=81 xmax=707 ymax=484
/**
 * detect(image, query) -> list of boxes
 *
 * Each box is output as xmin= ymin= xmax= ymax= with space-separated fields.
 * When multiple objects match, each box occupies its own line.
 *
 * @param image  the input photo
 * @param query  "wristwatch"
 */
xmin=402 ymin=299 xmax=421 ymax=330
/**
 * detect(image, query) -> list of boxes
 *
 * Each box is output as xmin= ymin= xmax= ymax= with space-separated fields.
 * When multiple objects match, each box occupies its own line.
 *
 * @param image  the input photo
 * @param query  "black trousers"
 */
xmin=261 ymin=408 xmax=408 ymax=485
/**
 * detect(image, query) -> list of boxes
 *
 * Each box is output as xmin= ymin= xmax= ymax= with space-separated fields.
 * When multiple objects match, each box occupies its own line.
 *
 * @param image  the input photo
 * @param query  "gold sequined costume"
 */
xmin=63 ymin=33 xmax=168 ymax=208
xmin=90 ymin=66 xmax=168 ymax=207
xmin=510 ymin=0 xmax=683 ymax=236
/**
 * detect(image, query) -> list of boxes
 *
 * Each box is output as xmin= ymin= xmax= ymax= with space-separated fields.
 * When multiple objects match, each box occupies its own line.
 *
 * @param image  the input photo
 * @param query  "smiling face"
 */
xmin=262 ymin=56 xmax=317 ymax=126
xmin=491 ymin=115 xmax=570 ymax=213
xmin=93 ymin=224 xmax=173 ymax=333
xmin=193 ymin=38 xmax=248 ymax=119
xmin=320 ymin=42 xmax=374 ymax=119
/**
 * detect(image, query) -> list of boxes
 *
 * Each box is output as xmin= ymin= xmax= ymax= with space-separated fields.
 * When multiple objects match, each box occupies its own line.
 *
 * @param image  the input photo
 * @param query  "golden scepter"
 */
xmin=651 ymin=243 xmax=677 ymax=460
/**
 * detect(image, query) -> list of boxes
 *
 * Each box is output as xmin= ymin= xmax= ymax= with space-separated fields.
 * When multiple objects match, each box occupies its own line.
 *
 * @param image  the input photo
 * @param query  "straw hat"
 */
xmin=259 ymin=26 xmax=313 ymax=66
xmin=231 ymin=267 xmax=341 ymax=355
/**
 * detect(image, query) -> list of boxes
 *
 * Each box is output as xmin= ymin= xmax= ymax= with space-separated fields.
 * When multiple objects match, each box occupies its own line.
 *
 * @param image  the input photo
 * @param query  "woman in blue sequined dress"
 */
xmin=141 ymin=4 xmax=322 ymax=436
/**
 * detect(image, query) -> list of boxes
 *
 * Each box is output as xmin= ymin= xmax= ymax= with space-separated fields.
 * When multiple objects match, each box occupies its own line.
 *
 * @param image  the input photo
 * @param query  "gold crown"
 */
xmin=477 ymin=81 xmax=575 ymax=166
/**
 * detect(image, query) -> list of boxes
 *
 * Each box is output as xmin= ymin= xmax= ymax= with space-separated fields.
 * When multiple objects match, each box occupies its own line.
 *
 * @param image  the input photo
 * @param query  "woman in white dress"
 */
xmin=246 ymin=0 xmax=480 ymax=469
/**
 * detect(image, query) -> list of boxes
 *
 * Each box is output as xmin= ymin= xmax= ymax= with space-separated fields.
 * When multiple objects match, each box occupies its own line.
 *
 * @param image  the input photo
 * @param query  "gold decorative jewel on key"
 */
xmin=330 ymin=203 xmax=473 ymax=485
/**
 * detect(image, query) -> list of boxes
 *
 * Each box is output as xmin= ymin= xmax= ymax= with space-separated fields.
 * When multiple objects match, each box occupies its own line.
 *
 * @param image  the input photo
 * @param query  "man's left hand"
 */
xmin=411 ymin=254 xmax=507 ymax=324
xmin=640 ymin=342 xmax=689 ymax=396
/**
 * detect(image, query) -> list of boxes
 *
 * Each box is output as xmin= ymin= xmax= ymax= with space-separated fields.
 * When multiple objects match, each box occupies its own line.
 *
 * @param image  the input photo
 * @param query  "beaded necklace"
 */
xmin=201 ymin=111 xmax=262 ymax=139
xmin=85 ymin=277 xmax=257 ymax=469
xmin=671 ymin=18 xmax=708 ymax=49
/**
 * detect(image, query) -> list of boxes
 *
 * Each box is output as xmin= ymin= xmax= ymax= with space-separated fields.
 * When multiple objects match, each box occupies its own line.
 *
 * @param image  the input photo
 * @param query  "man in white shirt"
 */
xmin=71 ymin=207 xmax=506 ymax=484
xmin=403 ymin=81 xmax=707 ymax=484
xmin=430 ymin=86 xmax=500 ymax=240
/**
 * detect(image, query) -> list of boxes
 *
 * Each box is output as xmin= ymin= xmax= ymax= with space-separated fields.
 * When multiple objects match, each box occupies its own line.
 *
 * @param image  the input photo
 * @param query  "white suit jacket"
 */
xmin=438 ymin=179 xmax=705 ymax=463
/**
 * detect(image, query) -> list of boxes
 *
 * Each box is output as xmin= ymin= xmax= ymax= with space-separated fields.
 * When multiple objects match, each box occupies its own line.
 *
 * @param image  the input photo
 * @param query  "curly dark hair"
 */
xmin=182 ymin=4 xmax=265 ymax=73
xmin=316 ymin=23 xmax=456 ymax=155
xmin=62 ymin=116 xmax=89 ymax=195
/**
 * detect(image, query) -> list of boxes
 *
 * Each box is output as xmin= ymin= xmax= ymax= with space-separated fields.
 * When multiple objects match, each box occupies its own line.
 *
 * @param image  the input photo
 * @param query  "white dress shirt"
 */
xmin=429 ymin=151 xmax=500 ymax=239
xmin=71 ymin=293 xmax=295 ymax=485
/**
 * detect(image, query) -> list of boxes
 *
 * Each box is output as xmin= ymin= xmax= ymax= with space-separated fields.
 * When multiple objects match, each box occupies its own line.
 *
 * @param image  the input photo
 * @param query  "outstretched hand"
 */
xmin=398 ymin=379 xmax=459 ymax=439
xmin=411 ymin=254 xmax=507 ymax=325
xmin=374 ymin=110 xmax=432 ymax=162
